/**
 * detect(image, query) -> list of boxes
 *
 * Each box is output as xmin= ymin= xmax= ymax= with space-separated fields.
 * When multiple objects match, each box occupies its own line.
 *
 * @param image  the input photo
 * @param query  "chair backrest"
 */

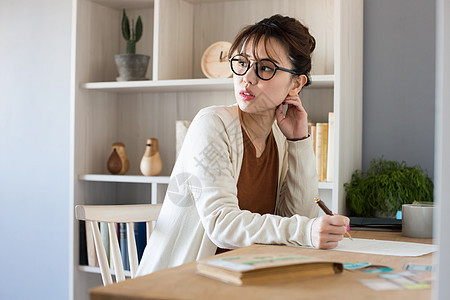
xmin=75 ymin=204 xmax=162 ymax=286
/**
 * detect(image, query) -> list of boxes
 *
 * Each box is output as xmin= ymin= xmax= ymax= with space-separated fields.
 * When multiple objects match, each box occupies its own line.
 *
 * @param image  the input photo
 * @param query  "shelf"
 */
xmin=318 ymin=181 xmax=334 ymax=190
xmin=80 ymin=75 xmax=334 ymax=93
xmin=78 ymin=174 xmax=170 ymax=184
xmin=79 ymin=174 xmax=331 ymax=190
xmin=79 ymin=174 xmax=333 ymax=189
xmin=91 ymin=0 xmax=154 ymax=10
xmin=78 ymin=265 xmax=131 ymax=277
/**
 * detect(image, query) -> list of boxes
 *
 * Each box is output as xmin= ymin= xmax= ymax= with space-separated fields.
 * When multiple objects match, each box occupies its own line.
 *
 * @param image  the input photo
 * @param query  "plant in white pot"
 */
xmin=115 ymin=9 xmax=150 ymax=81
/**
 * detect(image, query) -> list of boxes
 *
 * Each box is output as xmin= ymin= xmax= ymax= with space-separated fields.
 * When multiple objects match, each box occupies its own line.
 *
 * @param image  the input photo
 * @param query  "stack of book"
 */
xmin=197 ymin=252 xmax=343 ymax=285
xmin=79 ymin=221 xmax=147 ymax=271
xmin=309 ymin=112 xmax=334 ymax=182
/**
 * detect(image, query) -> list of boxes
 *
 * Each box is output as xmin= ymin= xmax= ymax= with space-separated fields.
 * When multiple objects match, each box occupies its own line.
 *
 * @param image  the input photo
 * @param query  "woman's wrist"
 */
xmin=288 ymin=134 xmax=310 ymax=141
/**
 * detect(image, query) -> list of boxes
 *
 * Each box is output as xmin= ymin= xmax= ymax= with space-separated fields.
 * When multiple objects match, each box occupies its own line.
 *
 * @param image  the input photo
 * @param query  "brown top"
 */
xmin=237 ymin=126 xmax=279 ymax=214
xmin=216 ymin=125 xmax=279 ymax=254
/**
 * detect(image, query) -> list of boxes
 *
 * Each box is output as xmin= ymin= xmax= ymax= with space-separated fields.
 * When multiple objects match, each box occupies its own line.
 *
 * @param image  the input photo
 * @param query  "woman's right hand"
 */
xmin=310 ymin=215 xmax=350 ymax=249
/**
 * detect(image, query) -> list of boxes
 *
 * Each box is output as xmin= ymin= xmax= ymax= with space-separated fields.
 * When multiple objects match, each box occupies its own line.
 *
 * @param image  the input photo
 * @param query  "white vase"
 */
xmin=140 ymin=138 xmax=162 ymax=176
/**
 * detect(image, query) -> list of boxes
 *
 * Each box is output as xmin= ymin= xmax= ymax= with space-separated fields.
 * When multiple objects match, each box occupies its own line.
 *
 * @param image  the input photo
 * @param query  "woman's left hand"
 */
xmin=275 ymin=94 xmax=309 ymax=140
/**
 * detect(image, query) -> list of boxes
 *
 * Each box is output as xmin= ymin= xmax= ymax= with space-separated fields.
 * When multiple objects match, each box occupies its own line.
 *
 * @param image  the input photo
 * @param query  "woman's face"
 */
xmin=233 ymin=38 xmax=299 ymax=115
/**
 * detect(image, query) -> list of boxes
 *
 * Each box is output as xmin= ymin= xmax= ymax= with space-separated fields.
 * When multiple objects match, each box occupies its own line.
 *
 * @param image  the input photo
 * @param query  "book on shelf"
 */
xmin=119 ymin=223 xmax=130 ymax=271
xmin=315 ymin=123 xmax=328 ymax=182
xmin=197 ymin=253 xmax=343 ymax=285
xmin=308 ymin=122 xmax=316 ymax=156
xmin=326 ymin=112 xmax=335 ymax=182
xmin=80 ymin=221 xmax=148 ymax=270
xmin=135 ymin=222 xmax=147 ymax=262
xmin=79 ymin=221 xmax=88 ymax=266
xmin=310 ymin=112 xmax=334 ymax=183
xmin=118 ymin=222 xmax=147 ymax=271
xmin=100 ymin=222 xmax=110 ymax=265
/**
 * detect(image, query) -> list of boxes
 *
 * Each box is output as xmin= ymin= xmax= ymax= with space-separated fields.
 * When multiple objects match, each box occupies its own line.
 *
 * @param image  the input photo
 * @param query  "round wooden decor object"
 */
xmin=201 ymin=41 xmax=233 ymax=79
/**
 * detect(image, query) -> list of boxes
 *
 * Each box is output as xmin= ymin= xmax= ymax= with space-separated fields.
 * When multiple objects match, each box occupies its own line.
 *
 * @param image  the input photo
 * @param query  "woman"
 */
xmin=136 ymin=14 xmax=350 ymax=275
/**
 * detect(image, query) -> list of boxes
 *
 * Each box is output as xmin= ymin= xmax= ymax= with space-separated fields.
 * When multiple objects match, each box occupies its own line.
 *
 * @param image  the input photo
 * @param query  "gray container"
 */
xmin=402 ymin=204 xmax=434 ymax=238
xmin=115 ymin=54 xmax=150 ymax=81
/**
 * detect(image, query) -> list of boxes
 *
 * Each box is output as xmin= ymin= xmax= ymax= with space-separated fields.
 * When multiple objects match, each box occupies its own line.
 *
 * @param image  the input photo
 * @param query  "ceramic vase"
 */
xmin=115 ymin=54 xmax=150 ymax=81
xmin=107 ymin=142 xmax=130 ymax=175
xmin=140 ymin=138 xmax=162 ymax=176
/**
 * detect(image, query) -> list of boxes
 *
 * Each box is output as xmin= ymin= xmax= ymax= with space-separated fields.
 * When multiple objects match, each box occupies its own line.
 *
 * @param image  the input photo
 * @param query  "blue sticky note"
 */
xmin=343 ymin=262 xmax=371 ymax=270
xmin=363 ymin=267 xmax=394 ymax=274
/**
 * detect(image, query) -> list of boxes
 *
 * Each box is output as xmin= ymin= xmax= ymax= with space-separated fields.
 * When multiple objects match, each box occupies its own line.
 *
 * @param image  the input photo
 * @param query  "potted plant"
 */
xmin=115 ymin=9 xmax=150 ymax=81
xmin=344 ymin=157 xmax=433 ymax=218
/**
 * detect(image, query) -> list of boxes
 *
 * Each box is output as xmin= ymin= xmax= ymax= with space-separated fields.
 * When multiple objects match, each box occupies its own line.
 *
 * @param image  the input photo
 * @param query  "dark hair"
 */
xmin=229 ymin=14 xmax=316 ymax=86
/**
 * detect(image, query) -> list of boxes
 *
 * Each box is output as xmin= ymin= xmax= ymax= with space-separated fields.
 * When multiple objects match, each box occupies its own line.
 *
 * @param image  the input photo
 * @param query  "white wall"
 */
xmin=434 ymin=0 xmax=450 ymax=298
xmin=363 ymin=0 xmax=436 ymax=175
xmin=0 ymin=0 xmax=73 ymax=299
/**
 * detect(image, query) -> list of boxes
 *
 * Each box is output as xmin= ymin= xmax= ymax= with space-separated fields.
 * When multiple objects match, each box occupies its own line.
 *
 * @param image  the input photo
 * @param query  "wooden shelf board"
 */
xmin=91 ymin=0 xmax=154 ymax=10
xmin=80 ymin=78 xmax=233 ymax=93
xmin=80 ymin=75 xmax=334 ymax=93
xmin=78 ymin=174 xmax=170 ymax=184
xmin=78 ymin=174 xmax=333 ymax=190
xmin=78 ymin=265 xmax=131 ymax=277
xmin=79 ymin=174 xmax=331 ymax=189
xmin=318 ymin=181 xmax=333 ymax=190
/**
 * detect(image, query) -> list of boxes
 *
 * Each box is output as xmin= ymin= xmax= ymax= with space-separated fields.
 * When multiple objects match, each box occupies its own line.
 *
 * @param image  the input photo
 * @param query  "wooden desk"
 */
xmin=90 ymin=231 xmax=434 ymax=300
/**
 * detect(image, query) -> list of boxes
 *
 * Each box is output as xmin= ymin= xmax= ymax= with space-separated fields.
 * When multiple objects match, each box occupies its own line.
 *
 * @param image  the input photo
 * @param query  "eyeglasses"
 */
xmin=229 ymin=54 xmax=299 ymax=81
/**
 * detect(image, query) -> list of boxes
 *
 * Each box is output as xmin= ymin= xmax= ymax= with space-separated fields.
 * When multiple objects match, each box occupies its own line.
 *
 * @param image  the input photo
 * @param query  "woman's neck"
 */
xmin=239 ymin=108 xmax=276 ymax=155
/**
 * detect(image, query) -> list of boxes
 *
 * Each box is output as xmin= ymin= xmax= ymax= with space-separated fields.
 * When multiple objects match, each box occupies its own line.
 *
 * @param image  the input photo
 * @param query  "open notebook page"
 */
xmin=332 ymin=238 xmax=437 ymax=256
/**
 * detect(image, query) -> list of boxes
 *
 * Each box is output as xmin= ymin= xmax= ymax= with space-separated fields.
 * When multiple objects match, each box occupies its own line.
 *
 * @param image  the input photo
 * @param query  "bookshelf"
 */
xmin=80 ymin=75 xmax=334 ymax=92
xmin=71 ymin=0 xmax=362 ymax=298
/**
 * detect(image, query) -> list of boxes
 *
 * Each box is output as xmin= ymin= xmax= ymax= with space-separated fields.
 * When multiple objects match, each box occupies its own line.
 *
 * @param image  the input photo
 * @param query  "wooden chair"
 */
xmin=75 ymin=204 xmax=162 ymax=285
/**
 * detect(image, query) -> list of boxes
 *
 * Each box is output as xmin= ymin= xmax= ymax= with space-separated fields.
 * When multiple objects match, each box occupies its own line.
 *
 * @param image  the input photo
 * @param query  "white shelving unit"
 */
xmin=71 ymin=0 xmax=362 ymax=298
xmin=78 ymin=265 xmax=132 ymax=278
xmin=80 ymin=75 xmax=334 ymax=93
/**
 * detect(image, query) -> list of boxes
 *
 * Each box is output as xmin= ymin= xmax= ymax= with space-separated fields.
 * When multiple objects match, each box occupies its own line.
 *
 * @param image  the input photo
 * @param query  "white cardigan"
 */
xmin=136 ymin=104 xmax=319 ymax=276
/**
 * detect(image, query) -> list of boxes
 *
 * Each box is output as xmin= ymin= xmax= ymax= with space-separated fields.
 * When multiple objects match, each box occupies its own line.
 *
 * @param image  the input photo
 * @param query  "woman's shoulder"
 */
xmin=195 ymin=104 xmax=238 ymax=120
xmin=191 ymin=104 xmax=240 ymax=129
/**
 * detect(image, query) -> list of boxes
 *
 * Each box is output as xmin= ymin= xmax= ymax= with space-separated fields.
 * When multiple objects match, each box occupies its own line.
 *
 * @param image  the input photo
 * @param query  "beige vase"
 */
xmin=107 ymin=142 xmax=129 ymax=175
xmin=140 ymin=138 xmax=162 ymax=176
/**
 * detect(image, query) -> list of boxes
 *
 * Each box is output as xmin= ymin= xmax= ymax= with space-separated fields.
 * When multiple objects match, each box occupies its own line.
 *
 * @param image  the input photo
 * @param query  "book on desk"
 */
xmin=349 ymin=217 xmax=402 ymax=231
xmin=196 ymin=253 xmax=343 ymax=285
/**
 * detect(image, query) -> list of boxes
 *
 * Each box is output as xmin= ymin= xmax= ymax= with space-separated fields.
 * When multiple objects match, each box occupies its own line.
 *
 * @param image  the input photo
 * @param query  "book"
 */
xmin=315 ymin=123 xmax=328 ymax=182
xmin=119 ymin=223 xmax=130 ymax=271
xmin=307 ymin=122 xmax=316 ymax=156
xmin=326 ymin=112 xmax=335 ymax=182
xmin=197 ymin=254 xmax=343 ymax=285
xmin=100 ymin=222 xmax=110 ymax=265
xmin=79 ymin=221 xmax=88 ymax=266
xmin=349 ymin=217 xmax=402 ymax=231
xmin=135 ymin=222 xmax=147 ymax=263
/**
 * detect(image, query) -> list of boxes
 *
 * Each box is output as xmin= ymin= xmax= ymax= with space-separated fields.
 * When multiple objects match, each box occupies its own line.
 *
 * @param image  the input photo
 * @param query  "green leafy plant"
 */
xmin=121 ymin=9 xmax=143 ymax=54
xmin=344 ymin=157 xmax=433 ymax=217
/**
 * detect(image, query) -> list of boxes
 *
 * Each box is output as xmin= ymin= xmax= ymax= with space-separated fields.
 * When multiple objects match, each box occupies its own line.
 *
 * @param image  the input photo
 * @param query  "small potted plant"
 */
xmin=115 ymin=9 xmax=150 ymax=81
xmin=344 ymin=157 xmax=433 ymax=218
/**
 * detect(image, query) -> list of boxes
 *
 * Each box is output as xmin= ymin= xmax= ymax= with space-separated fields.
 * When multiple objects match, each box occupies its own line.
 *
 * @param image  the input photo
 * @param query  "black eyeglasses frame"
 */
xmin=229 ymin=54 xmax=299 ymax=81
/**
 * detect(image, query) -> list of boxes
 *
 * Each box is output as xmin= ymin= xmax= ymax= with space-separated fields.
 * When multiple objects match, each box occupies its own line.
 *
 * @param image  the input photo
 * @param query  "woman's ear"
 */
xmin=288 ymin=75 xmax=308 ymax=96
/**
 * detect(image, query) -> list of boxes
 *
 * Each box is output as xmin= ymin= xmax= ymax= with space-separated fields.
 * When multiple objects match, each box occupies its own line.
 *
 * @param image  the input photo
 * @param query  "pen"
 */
xmin=314 ymin=197 xmax=353 ymax=240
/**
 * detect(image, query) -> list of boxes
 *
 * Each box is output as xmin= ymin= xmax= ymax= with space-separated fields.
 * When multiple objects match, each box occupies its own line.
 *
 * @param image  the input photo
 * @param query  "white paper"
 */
xmin=206 ymin=259 xmax=254 ymax=271
xmin=358 ymin=279 xmax=403 ymax=291
xmin=332 ymin=238 xmax=437 ymax=256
